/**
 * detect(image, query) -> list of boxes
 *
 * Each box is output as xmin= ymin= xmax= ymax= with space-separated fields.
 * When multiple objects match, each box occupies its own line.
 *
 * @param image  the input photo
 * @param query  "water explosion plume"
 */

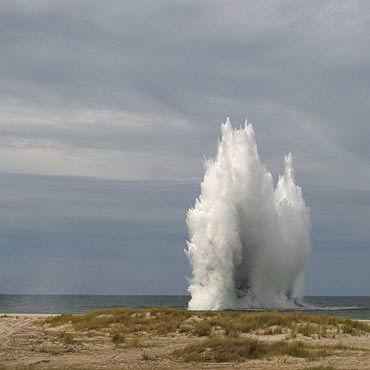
xmin=186 ymin=118 xmax=311 ymax=310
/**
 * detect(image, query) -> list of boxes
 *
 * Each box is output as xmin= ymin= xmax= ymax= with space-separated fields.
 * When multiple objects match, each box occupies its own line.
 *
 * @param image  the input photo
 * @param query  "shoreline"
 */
xmin=2 ymin=312 xmax=370 ymax=321
xmin=3 ymin=308 xmax=370 ymax=318
xmin=1 ymin=313 xmax=59 ymax=317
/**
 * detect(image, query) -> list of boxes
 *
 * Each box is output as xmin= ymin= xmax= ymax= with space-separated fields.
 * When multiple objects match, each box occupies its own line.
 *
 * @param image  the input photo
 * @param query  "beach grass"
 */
xmin=171 ymin=336 xmax=333 ymax=362
xmin=44 ymin=307 xmax=370 ymax=339
xmin=39 ymin=307 xmax=370 ymax=364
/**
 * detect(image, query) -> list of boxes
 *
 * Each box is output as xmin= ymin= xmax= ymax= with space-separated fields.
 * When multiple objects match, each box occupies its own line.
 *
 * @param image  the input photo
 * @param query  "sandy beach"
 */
xmin=1 ymin=311 xmax=370 ymax=370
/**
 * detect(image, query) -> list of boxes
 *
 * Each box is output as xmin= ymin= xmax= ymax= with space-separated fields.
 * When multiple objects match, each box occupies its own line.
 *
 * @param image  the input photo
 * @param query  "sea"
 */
xmin=0 ymin=295 xmax=369 ymax=320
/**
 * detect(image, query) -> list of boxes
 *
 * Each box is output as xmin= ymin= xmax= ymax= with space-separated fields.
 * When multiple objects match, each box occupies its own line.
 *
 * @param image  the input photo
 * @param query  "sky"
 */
xmin=0 ymin=0 xmax=369 ymax=295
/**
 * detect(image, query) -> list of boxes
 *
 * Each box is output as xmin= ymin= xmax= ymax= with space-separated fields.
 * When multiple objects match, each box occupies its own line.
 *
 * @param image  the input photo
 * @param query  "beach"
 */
xmin=1 ymin=310 xmax=370 ymax=370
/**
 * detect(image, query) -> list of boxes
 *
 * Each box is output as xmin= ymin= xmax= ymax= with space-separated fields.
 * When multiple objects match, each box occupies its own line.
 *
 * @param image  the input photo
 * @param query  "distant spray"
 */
xmin=186 ymin=118 xmax=311 ymax=310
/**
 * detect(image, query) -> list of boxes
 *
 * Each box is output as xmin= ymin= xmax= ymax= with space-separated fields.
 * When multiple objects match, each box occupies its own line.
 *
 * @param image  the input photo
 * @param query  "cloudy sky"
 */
xmin=0 ymin=0 xmax=369 ymax=295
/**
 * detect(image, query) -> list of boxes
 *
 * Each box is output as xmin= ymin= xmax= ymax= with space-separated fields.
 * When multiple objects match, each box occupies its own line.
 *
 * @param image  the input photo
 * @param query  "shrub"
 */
xmin=192 ymin=320 xmax=212 ymax=336
xmin=112 ymin=333 xmax=125 ymax=344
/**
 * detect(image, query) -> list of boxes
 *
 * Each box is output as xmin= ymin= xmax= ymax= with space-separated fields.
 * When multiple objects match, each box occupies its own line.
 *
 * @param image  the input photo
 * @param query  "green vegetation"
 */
xmin=40 ymin=308 xmax=369 ymax=364
xmin=45 ymin=307 xmax=192 ymax=335
xmin=44 ymin=307 xmax=370 ymax=339
xmin=170 ymin=336 xmax=348 ymax=362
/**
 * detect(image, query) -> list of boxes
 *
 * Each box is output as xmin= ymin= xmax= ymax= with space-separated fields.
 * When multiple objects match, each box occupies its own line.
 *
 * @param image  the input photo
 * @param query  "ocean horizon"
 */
xmin=0 ymin=294 xmax=369 ymax=320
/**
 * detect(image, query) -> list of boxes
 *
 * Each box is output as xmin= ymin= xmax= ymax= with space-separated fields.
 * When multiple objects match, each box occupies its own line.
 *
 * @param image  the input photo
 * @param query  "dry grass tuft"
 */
xmin=111 ymin=333 xmax=125 ymax=344
xmin=172 ymin=336 xmax=334 ymax=362
xmin=59 ymin=332 xmax=75 ymax=345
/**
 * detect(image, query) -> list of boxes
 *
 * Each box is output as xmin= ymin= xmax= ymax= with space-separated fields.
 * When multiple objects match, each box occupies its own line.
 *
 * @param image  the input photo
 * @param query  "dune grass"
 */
xmin=172 ymin=336 xmax=335 ymax=362
xmin=58 ymin=331 xmax=76 ymax=345
xmin=45 ymin=307 xmax=192 ymax=336
xmin=44 ymin=307 xmax=370 ymax=340
xmin=41 ymin=308 xmax=370 ymax=364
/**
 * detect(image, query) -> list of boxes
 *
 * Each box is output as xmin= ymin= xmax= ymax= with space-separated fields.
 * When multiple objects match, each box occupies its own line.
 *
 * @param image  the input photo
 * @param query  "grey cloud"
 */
xmin=0 ymin=1 xmax=368 ymax=183
xmin=0 ymin=1 xmax=369 ymax=295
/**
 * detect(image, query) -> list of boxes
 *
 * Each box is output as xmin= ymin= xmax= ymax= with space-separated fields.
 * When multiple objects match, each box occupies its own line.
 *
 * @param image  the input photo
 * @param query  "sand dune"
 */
xmin=1 ymin=313 xmax=370 ymax=370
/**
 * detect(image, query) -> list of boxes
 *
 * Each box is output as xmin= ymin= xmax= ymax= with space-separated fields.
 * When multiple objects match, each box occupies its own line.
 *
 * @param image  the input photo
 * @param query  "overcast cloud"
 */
xmin=0 ymin=0 xmax=369 ymax=295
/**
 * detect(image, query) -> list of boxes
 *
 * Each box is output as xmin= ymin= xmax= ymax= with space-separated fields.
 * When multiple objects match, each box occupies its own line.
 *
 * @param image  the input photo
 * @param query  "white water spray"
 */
xmin=186 ymin=118 xmax=311 ymax=310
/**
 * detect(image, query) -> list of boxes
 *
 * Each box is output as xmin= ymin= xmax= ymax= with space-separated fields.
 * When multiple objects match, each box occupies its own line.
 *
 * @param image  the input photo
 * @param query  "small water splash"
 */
xmin=186 ymin=118 xmax=312 ymax=310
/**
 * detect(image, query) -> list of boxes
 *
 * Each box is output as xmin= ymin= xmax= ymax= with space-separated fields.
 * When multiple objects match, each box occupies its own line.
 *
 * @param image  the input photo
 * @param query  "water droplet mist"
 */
xmin=185 ymin=118 xmax=311 ymax=310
